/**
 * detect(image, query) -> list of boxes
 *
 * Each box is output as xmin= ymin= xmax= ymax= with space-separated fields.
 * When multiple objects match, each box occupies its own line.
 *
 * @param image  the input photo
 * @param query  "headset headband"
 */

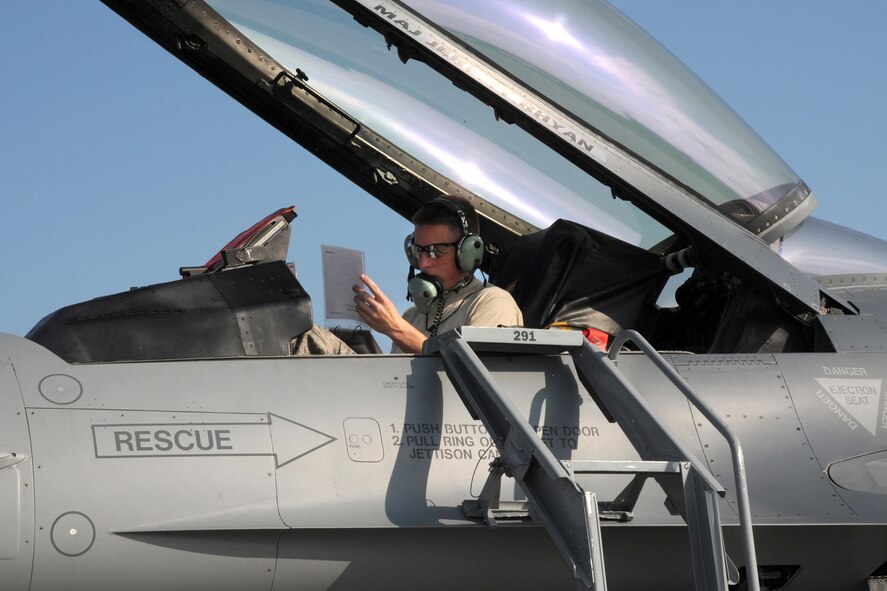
xmin=426 ymin=196 xmax=472 ymax=237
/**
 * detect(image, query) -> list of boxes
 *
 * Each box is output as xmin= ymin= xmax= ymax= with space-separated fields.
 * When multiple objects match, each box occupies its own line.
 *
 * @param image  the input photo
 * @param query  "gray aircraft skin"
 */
xmin=3 ymin=1 xmax=887 ymax=590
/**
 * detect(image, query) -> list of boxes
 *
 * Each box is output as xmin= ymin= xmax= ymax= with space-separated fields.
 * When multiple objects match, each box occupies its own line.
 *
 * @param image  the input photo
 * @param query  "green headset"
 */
xmin=403 ymin=196 xmax=485 ymax=273
xmin=404 ymin=196 xmax=485 ymax=314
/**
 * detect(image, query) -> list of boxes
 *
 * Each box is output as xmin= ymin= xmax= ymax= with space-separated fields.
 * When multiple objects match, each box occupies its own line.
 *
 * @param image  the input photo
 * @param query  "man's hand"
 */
xmin=352 ymin=274 xmax=427 ymax=353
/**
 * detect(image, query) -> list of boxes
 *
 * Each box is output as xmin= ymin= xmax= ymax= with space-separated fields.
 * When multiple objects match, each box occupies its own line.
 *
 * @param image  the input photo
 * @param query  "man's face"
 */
xmin=412 ymin=222 xmax=464 ymax=291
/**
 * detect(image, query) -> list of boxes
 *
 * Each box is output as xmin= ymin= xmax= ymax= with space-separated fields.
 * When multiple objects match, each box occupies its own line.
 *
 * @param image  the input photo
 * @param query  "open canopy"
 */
xmin=207 ymin=0 xmax=815 ymax=248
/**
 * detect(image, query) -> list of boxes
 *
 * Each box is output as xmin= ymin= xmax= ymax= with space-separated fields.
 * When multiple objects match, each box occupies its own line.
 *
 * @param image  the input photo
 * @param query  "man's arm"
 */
xmin=353 ymin=274 xmax=427 ymax=354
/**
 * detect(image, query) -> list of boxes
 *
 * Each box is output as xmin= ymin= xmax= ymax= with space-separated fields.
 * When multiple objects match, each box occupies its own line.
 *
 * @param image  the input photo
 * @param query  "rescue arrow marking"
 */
xmin=92 ymin=413 xmax=337 ymax=468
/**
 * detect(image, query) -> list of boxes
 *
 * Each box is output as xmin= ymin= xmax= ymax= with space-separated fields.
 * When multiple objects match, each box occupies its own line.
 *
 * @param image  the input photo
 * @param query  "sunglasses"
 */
xmin=410 ymin=241 xmax=458 ymax=260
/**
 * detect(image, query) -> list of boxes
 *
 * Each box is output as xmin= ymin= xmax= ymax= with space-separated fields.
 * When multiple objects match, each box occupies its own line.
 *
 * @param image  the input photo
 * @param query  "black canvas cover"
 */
xmin=27 ymin=261 xmax=313 ymax=362
xmin=490 ymin=219 xmax=669 ymax=334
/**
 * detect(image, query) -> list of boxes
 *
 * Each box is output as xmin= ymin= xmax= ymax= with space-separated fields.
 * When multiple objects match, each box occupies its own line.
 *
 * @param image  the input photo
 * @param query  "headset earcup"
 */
xmin=456 ymin=233 xmax=484 ymax=273
xmin=408 ymin=273 xmax=443 ymax=314
xmin=404 ymin=234 xmax=419 ymax=267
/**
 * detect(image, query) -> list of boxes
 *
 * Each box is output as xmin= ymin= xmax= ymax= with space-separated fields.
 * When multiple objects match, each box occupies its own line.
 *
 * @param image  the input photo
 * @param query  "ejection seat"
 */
xmin=179 ymin=205 xmax=299 ymax=278
xmin=489 ymin=219 xmax=671 ymax=348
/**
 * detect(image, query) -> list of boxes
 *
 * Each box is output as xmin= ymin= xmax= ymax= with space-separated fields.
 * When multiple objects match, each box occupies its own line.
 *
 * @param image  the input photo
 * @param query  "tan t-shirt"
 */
xmin=391 ymin=277 xmax=523 ymax=353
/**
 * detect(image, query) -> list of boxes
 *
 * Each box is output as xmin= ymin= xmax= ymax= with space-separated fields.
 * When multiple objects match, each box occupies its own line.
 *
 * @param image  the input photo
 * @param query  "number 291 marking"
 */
xmin=513 ymin=330 xmax=537 ymax=342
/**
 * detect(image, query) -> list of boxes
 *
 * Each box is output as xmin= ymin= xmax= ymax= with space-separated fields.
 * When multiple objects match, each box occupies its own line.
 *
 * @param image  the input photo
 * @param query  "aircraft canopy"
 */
xmin=208 ymin=0 xmax=813 ymax=247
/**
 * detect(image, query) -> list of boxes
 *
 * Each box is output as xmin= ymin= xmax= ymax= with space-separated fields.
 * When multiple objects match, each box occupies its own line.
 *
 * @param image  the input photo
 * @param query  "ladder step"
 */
xmin=462 ymin=499 xmax=530 ymax=522
xmin=463 ymin=498 xmax=636 ymax=523
xmin=564 ymin=459 xmax=683 ymax=475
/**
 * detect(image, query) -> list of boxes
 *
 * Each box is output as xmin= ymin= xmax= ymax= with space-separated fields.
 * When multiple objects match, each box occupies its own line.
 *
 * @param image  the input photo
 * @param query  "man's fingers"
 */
xmin=360 ymin=274 xmax=388 ymax=304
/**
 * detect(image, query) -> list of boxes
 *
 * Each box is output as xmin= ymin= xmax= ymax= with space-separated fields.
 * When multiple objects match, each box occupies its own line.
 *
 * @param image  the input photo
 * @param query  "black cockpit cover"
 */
xmin=27 ymin=261 xmax=313 ymax=362
xmin=491 ymin=220 xmax=668 ymax=334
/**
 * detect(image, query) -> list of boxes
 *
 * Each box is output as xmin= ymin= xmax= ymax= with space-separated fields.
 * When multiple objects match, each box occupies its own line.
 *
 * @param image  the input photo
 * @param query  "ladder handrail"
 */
xmin=607 ymin=330 xmax=760 ymax=591
xmin=429 ymin=330 xmax=607 ymax=590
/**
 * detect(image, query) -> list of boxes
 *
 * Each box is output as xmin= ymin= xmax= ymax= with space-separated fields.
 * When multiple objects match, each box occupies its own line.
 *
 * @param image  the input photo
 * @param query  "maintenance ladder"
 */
xmin=424 ymin=327 xmax=760 ymax=591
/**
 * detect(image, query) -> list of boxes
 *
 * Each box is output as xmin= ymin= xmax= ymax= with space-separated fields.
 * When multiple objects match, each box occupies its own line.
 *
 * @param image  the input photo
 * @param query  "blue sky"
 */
xmin=2 ymin=1 xmax=886 ymax=340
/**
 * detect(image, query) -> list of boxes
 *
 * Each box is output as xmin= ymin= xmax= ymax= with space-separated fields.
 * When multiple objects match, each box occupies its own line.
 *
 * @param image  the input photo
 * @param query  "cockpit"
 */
xmin=18 ymin=202 xmax=813 ymax=363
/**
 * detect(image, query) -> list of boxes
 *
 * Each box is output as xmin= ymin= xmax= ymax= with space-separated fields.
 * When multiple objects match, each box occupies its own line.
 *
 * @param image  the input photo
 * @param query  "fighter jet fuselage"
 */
xmin=3 ymin=1 xmax=887 ymax=590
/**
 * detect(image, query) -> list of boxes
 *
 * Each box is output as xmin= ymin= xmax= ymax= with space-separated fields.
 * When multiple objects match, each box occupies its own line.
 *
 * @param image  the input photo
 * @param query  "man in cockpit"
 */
xmin=351 ymin=194 xmax=523 ymax=354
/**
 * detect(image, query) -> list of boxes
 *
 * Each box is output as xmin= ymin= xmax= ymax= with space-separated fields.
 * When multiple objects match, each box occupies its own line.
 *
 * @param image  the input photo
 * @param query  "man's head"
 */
xmin=411 ymin=194 xmax=479 ymax=237
xmin=406 ymin=195 xmax=484 ymax=291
